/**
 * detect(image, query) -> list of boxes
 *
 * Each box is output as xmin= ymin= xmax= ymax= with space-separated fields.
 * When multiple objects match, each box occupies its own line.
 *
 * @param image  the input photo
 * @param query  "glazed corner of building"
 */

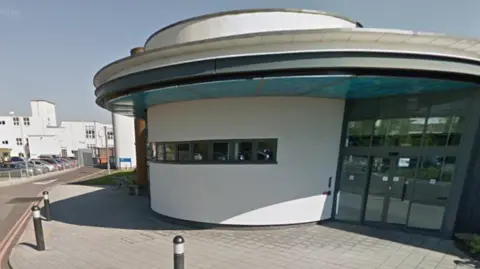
xmin=93 ymin=8 xmax=480 ymax=237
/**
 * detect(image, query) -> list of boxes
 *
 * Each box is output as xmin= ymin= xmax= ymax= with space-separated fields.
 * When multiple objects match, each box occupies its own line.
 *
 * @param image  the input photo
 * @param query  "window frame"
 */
xmin=151 ymin=139 xmax=278 ymax=165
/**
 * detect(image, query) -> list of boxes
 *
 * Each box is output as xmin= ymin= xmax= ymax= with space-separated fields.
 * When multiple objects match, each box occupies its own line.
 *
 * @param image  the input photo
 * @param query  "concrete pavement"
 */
xmin=0 ymin=167 xmax=106 ymax=269
xmin=8 ymin=184 xmax=477 ymax=269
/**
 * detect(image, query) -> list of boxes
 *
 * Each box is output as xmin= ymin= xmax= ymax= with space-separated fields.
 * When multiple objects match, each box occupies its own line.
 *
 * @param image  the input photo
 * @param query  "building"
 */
xmin=93 ymin=9 xmax=480 ymax=237
xmin=0 ymin=100 xmax=114 ymax=160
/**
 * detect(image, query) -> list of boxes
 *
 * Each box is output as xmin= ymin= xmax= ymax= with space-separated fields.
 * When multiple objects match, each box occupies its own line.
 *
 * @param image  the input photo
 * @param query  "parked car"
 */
xmin=0 ymin=162 xmax=34 ymax=176
xmin=54 ymin=158 xmax=72 ymax=168
xmin=14 ymin=161 xmax=45 ymax=175
xmin=30 ymin=159 xmax=56 ymax=172
xmin=40 ymin=158 xmax=63 ymax=170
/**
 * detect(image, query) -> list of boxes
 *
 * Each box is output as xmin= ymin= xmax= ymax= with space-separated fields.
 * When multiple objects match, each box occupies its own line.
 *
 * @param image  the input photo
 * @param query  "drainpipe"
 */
xmin=130 ymin=47 xmax=148 ymax=186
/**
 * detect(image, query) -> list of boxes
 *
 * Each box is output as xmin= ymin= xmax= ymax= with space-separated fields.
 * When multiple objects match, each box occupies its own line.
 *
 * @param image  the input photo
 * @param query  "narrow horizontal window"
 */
xmin=151 ymin=139 xmax=278 ymax=165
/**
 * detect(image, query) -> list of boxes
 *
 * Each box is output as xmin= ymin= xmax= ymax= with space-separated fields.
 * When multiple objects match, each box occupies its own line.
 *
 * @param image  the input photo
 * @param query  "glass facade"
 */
xmin=336 ymin=90 xmax=474 ymax=233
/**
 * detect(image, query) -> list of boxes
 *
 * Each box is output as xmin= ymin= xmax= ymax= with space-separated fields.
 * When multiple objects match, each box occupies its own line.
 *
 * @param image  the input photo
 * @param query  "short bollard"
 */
xmin=43 ymin=191 xmax=52 ymax=221
xmin=173 ymin=235 xmax=185 ymax=269
xmin=32 ymin=206 xmax=46 ymax=251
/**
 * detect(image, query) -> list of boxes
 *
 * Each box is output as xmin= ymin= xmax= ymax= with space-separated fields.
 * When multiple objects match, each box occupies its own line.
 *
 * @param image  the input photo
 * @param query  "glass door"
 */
xmin=364 ymin=156 xmax=417 ymax=227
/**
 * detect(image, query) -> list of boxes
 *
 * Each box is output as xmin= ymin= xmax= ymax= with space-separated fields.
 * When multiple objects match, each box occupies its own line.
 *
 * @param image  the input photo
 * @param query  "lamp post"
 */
xmin=104 ymin=126 xmax=111 ymax=175
xmin=9 ymin=111 xmax=29 ymax=177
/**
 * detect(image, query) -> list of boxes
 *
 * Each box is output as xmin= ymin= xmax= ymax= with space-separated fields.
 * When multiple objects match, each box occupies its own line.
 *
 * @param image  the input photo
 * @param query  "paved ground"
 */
xmin=8 ymin=184 xmax=478 ymax=269
xmin=0 ymin=167 xmax=106 ymax=269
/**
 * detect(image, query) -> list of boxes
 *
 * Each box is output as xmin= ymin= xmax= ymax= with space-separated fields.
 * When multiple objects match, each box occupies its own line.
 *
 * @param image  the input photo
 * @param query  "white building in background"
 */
xmin=0 ymin=100 xmax=113 ymax=160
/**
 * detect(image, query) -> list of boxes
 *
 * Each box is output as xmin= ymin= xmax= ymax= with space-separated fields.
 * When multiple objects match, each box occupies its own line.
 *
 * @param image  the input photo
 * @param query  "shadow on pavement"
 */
xmin=48 ymin=185 xmax=473 ymax=261
xmin=322 ymin=221 xmax=468 ymax=260
xmin=49 ymin=186 xmax=195 ymax=231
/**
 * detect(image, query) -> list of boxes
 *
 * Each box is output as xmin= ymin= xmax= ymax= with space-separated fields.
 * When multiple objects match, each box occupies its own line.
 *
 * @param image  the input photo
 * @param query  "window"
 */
xmin=107 ymin=131 xmax=114 ymax=140
xmin=0 ymin=121 xmax=5 ymax=125
xmin=193 ymin=142 xmax=208 ymax=161
xmin=213 ymin=142 xmax=230 ymax=161
xmin=87 ymin=144 xmax=95 ymax=149
xmin=85 ymin=125 xmax=95 ymax=139
xmin=13 ymin=117 xmax=19 ymax=126
xmin=1 ymin=140 xmax=8 ymax=145
xmin=23 ymin=117 xmax=30 ymax=126
xmin=16 ymin=138 xmax=22 ymax=146
xmin=177 ymin=143 xmax=190 ymax=161
xmin=153 ymin=139 xmax=278 ymax=164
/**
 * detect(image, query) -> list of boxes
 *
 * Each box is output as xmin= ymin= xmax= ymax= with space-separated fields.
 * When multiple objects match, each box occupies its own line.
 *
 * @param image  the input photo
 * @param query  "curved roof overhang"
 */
xmin=96 ymin=51 xmax=480 ymax=119
xmin=94 ymin=28 xmax=480 ymax=119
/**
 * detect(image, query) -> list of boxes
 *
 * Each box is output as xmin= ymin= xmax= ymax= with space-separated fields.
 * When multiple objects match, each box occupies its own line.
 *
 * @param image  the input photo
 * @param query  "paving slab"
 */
xmin=8 ymin=184 xmax=476 ymax=269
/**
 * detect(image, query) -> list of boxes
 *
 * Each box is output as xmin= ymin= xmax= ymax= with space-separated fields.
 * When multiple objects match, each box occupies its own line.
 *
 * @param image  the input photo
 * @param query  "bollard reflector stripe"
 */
xmin=174 ymin=244 xmax=184 ymax=254
xmin=32 ymin=210 xmax=41 ymax=219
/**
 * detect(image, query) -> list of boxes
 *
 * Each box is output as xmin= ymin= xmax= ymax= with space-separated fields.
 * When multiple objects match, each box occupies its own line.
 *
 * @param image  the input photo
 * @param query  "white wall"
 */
xmin=112 ymin=113 xmax=136 ymax=168
xmin=56 ymin=121 xmax=113 ymax=157
xmin=148 ymin=97 xmax=345 ymax=226
xmin=28 ymin=136 xmax=61 ymax=158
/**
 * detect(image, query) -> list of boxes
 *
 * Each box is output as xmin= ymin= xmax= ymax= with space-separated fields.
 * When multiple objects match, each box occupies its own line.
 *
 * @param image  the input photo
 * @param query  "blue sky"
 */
xmin=1 ymin=0 xmax=479 ymax=123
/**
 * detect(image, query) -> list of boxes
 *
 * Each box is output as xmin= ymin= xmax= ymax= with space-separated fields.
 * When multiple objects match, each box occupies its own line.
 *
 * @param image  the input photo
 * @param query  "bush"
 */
xmin=469 ymin=234 xmax=480 ymax=254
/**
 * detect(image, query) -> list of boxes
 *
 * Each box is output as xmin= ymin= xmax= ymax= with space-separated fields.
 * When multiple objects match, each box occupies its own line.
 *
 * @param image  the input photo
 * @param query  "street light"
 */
xmin=9 ymin=111 xmax=29 ymax=177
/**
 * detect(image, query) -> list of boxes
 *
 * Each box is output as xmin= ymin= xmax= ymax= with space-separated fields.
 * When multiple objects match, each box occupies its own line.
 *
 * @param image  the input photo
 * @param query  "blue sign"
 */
xmin=119 ymin=158 xmax=132 ymax=163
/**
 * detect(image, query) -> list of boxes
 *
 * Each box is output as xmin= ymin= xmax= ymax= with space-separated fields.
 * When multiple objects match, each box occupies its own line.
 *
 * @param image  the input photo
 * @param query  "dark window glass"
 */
xmin=407 ymin=156 xmax=456 ymax=230
xmin=423 ymin=116 xmax=464 ymax=147
xmin=346 ymin=120 xmax=373 ymax=147
xmin=193 ymin=142 xmax=208 ymax=161
xmin=165 ymin=143 xmax=176 ymax=161
xmin=257 ymin=140 xmax=276 ymax=161
xmin=235 ymin=142 xmax=252 ymax=161
xmin=213 ymin=142 xmax=229 ymax=161
xmin=177 ymin=143 xmax=190 ymax=161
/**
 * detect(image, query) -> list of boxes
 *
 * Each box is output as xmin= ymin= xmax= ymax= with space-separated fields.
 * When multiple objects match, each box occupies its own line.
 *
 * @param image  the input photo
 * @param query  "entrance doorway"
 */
xmin=364 ymin=155 xmax=418 ymax=227
xmin=336 ymin=153 xmax=455 ymax=232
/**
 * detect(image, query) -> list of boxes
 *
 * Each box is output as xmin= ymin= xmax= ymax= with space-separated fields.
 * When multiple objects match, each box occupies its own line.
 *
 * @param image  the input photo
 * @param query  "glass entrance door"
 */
xmin=364 ymin=156 xmax=418 ymax=226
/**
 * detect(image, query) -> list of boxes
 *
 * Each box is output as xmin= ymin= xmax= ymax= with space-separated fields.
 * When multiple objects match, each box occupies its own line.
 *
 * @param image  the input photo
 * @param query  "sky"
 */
xmin=1 ymin=0 xmax=479 ymax=123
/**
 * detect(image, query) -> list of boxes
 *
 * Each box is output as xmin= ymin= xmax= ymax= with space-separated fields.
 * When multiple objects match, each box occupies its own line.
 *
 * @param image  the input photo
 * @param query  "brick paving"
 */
xmin=8 ymin=185 xmax=477 ymax=269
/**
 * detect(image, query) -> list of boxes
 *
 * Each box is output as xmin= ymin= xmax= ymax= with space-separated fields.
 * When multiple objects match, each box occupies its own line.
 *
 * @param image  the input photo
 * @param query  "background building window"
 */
xmin=0 ymin=121 xmax=5 ymax=125
xmin=13 ymin=117 xmax=19 ymax=126
xmin=107 ymin=131 xmax=114 ymax=140
xmin=23 ymin=117 xmax=30 ymax=126
xmin=156 ymin=143 xmax=164 ymax=161
xmin=16 ymin=138 xmax=22 ymax=145
xmin=85 ymin=125 xmax=95 ymax=139
xmin=1 ymin=140 xmax=8 ymax=144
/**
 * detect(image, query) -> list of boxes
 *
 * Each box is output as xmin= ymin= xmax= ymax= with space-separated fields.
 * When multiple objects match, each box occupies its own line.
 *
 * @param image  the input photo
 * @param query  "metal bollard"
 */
xmin=43 ymin=191 xmax=52 ymax=221
xmin=173 ymin=235 xmax=185 ymax=269
xmin=32 ymin=206 xmax=46 ymax=251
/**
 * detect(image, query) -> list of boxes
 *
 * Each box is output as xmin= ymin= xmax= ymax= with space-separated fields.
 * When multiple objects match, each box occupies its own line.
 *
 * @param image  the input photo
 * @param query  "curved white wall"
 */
xmin=148 ymin=97 xmax=345 ymax=225
xmin=112 ymin=113 xmax=136 ymax=168
xmin=145 ymin=11 xmax=357 ymax=50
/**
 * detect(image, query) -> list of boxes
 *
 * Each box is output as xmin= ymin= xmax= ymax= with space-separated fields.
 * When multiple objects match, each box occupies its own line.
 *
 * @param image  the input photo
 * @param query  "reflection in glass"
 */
xmin=372 ymin=118 xmax=425 ymax=147
xmin=257 ymin=140 xmax=276 ymax=161
xmin=364 ymin=157 xmax=391 ymax=222
xmin=423 ymin=116 xmax=464 ymax=147
xmin=155 ymin=143 xmax=164 ymax=161
xmin=336 ymin=155 xmax=369 ymax=221
xmin=386 ymin=157 xmax=418 ymax=225
xmin=177 ymin=143 xmax=190 ymax=161
xmin=235 ymin=142 xmax=252 ymax=161
xmin=213 ymin=142 xmax=229 ymax=161
xmin=193 ymin=142 xmax=208 ymax=161
xmin=165 ymin=144 xmax=176 ymax=161
xmin=346 ymin=120 xmax=374 ymax=147
xmin=407 ymin=156 xmax=456 ymax=230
